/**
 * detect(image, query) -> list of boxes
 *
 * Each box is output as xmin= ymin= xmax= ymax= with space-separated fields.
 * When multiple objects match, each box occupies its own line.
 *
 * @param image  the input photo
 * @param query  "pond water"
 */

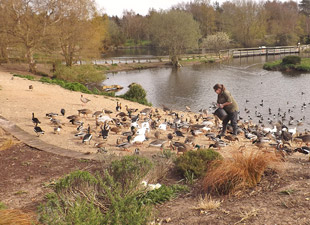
xmin=102 ymin=54 xmax=310 ymax=131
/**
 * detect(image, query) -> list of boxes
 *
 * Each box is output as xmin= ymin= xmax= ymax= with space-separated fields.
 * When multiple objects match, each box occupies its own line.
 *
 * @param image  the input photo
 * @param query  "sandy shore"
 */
xmin=0 ymin=67 xmax=253 ymax=157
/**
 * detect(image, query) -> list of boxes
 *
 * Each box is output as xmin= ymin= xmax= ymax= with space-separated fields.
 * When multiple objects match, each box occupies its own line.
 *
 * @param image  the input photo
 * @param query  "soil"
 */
xmin=1 ymin=64 xmax=310 ymax=224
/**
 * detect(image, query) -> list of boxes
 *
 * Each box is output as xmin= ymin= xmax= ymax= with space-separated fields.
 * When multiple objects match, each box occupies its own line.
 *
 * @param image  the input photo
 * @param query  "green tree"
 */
xmin=148 ymin=10 xmax=201 ymax=67
xmin=201 ymin=32 xmax=231 ymax=51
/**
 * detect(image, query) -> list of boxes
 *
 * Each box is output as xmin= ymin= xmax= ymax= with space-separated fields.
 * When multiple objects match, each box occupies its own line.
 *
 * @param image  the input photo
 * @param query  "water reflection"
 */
xmin=102 ymin=55 xmax=310 ymax=131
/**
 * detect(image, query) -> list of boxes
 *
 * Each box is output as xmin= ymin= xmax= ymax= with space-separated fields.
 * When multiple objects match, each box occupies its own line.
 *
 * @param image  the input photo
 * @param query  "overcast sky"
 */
xmin=96 ymin=0 xmax=187 ymax=17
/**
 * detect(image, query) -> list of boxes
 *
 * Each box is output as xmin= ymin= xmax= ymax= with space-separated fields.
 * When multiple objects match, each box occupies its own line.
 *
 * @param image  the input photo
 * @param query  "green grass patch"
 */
xmin=13 ymin=74 xmax=35 ymax=80
xmin=263 ymin=57 xmax=310 ymax=72
xmin=0 ymin=202 xmax=7 ymax=210
xmin=175 ymin=148 xmax=223 ymax=179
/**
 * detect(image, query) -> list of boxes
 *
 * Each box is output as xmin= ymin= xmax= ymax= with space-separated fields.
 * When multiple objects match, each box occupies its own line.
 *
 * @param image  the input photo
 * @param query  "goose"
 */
xmin=34 ymin=125 xmax=44 ymax=137
xmin=46 ymin=112 xmax=58 ymax=118
xmin=116 ymin=102 xmax=122 ymax=112
xmin=100 ymin=123 xmax=110 ymax=139
xmin=158 ymin=122 xmax=167 ymax=130
xmin=80 ymin=94 xmax=90 ymax=105
xmin=140 ymin=108 xmax=152 ymax=116
xmin=78 ymin=109 xmax=92 ymax=117
xmin=32 ymin=113 xmax=41 ymax=125
xmin=116 ymin=112 xmax=127 ymax=117
xmin=93 ymin=110 xmax=104 ymax=118
xmin=82 ymin=125 xmax=92 ymax=144
xmin=60 ymin=108 xmax=65 ymax=116
xmin=97 ymin=115 xmax=113 ymax=124
xmin=122 ymin=126 xmax=136 ymax=137
xmin=132 ymin=132 xmax=146 ymax=144
xmin=125 ymin=105 xmax=138 ymax=114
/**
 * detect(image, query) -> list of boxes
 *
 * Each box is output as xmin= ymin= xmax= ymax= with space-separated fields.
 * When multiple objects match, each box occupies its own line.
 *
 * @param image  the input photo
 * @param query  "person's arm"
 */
xmin=218 ymin=92 xmax=232 ymax=108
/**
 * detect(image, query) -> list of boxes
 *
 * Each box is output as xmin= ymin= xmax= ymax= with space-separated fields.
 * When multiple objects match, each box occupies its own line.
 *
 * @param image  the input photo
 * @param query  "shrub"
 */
xmin=110 ymin=155 xmax=153 ymax=193
xmin=119 ymin=83 xmax=152 ymax=106
xmin=281 ymin=55 xmax=301 ymax=65
xmin=53 ymin=64 xmax=106 ymax=85
xmin=139 ymin=184 xmax=189 ymax=205
xmin=175 ymin=149 xmax=223 ymax=179
xmin=202 ymin=150 xmax=279 ymax=195
xmin=13 ymin=74 xmax=35 ymax=80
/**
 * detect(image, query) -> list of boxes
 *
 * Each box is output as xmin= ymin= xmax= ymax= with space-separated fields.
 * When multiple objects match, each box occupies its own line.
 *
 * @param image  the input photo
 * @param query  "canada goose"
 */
xmin=82 ymin=125 xmax=92 ymax=144
xmin=80 ymin=94 xmax=90 ymax=105
xmin=60 ymin=108 xmax=65 ymax=116
xmin=116 ymin=102 xmax=121 ymax=112
xmin=32 ymin=113 xmax=41 ymax=125
xmin=34 ymin=125 xmax=44 ymax=137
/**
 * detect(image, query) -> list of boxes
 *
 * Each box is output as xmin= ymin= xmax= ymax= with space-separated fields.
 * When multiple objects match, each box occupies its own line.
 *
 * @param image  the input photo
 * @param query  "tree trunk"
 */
xmin=0 ymin=46 xmax=9 ymax=64
xmin=26 ymin=48 xmax=37 ymax=74
xmin=171 ymin=55 xmax=181 ymax=68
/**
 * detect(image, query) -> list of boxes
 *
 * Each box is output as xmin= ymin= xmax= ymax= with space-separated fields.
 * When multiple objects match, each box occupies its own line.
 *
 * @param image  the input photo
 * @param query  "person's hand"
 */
xmin=218 ymin=104 xmax=224 ymax=109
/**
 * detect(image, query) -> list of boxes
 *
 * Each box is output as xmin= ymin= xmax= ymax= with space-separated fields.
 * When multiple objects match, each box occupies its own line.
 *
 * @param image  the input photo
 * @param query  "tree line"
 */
xmin=1 ymin=0 xmax=310 ymax=72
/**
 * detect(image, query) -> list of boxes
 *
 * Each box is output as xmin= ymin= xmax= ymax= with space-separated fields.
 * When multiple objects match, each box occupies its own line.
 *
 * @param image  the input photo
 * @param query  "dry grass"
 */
xmin=0 ymin=209 xmax=38 ymax=225
xmin=202 ymin=149 xmax=280 ymax=195
xmin=0 ymin=139 xmax=15 ymax=151
xmin=192 ymin=194 xmax=221 ymax=211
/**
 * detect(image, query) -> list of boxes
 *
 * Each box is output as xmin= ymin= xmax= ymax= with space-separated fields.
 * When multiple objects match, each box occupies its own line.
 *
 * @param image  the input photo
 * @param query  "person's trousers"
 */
xmin=220 ymin=111 xmax=238 ymax=135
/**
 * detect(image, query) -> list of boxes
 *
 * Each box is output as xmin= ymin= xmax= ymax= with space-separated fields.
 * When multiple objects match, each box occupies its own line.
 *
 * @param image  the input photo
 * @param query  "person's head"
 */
xmin=213 ymin=84 xmax=225 ymax=94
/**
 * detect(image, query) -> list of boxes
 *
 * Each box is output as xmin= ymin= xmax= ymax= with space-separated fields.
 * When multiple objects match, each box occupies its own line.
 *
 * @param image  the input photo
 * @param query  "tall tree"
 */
xmin=148 ymin=10 xmax=201 ymax=67
xmin=3 ymin=0 xmax=59 ymax=73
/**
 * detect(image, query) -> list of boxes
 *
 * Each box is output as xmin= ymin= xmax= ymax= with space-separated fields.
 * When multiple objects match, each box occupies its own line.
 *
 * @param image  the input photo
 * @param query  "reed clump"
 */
xmin=202 ymin=149 xmax=280 ymax=195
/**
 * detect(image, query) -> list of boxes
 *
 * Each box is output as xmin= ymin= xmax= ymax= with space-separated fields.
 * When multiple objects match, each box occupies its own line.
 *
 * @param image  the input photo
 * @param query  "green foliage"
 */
xmin=39 ymin=77 xmax=115 ymax=96
xmin=175 ymin=149 xmax=223 ymax=178
xmin=53 ymin=64 xmax=106 ymax=85
xmin=281 ymin=55 xmax=301 ymax=65
xmin=263 ymin=57 xmax=310 ymax=72
xmin=0 ymin=202 xmax=7 ymax=210
xmin=55 ymin=170 xmax=98 ymax=193
xmin=13 ymin=74 xmax=35 ymax=80
xmin=110 ymin=155 xmax=153 ymax=193
xmin=139 ymin=184 xmax=189 ymax=205
xmin=119 ymin=83 xmax=152 ymax=106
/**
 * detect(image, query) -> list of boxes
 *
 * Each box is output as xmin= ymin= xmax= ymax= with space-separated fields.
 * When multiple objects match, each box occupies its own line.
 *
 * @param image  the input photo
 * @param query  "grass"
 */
xmin=202 ymin=149 xmax=280 ymax=195
xmin=0 ymin=209 xmax=38 ymax=225
xmin=0 ymin=138 xmax=15 ymax=151
xmin=191 ymin=194 xmax=221 ymax=211
xmin=263 ymin=57 xmax=310 ymax=72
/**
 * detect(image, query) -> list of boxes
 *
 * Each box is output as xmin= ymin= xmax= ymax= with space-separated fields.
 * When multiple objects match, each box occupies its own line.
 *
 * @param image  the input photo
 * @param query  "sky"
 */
xmin=96 ymin=0 xmax=187 ymax=17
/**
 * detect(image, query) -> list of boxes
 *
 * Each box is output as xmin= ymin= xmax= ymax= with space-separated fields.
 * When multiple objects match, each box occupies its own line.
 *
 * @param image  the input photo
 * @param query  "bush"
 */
xmin=175 ymin=149 xmax=223 ymax=179
xmin=202 ymin=150 xmax=279 ymax=195
xmin=119 ymin=83 xmax=152 ymax=106
xmin=110 ymin=155 xmax=153 ymax=193
xmin=53 ymin=64 xmax=106 ymax=85
xmin=281 ymin=55 xmax=301 ymax=65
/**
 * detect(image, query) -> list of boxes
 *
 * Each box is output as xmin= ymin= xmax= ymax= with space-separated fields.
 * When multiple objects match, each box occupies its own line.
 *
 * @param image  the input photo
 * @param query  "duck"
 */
xmin=110 ymin=126 xmax=122 ymax=134
xmin=53 ymin=125 xmax=62 ymax=134
xmin=170 ymin=141 xmax=192 ymax=154
xmin=92 ymin=110 xmax=104 ymax=118
xmin=116 ymin=136 xmax=132 ymax=151
xmin=100 ymin=123 xmax=110 ymax=139
xmin=148 ymin=139 xmax=167 ymax=148
xmin=224 ymin=134 xmax=239 ymax=142
xmin=294 ymin=134 xmax=310 ymax=146
xmin=140 ymin=108 xmax=152 ymax=116
xmin=122 ymin=126 xmax=136 ymax=137
xmin=34 ymin=125 xmax=45 ymax=137
xmin=125 ymin=105 xmax=138 ymax=114
xmin=32 ymin=113 xmax=41 ymax=125
xmin=294 ymin=146 xmax=310 ymax=154
xmin=80 ymin=94 xmax=90 ymax=105
xmin=252 ymin=136 xmax=272 ymax=149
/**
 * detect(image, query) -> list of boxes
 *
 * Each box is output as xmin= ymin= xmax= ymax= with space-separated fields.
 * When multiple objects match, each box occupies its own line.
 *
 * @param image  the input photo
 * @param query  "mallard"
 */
xmin=53 ymin=125 xmax=62 ymax=134
xmin=148 ymin=139 xmax=167 ymax=148
xmin=110 ymin=126 xmax=122 ymax=134
xmin=170 ymin=141 xmax=192 ymax=154
xmin=116 ymin=136 xmax=132 ymax=151
xmin=224 ymin=134 xmax=239 ymax=142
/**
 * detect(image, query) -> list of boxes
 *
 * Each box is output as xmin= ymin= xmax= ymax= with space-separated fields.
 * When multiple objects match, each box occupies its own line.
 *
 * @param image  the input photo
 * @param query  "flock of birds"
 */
xmin=29 ymin=91 xmax=310 ymax=159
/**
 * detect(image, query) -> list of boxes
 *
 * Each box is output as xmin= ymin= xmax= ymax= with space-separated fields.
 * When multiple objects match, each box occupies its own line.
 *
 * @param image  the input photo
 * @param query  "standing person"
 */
xmin=213 ymin=84 xmax=239 ymax=137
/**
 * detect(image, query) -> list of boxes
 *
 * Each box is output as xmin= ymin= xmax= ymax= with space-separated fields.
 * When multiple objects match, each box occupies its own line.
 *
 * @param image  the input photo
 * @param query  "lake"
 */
xmin=102 ymin=54 xmax=310 ymax=132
